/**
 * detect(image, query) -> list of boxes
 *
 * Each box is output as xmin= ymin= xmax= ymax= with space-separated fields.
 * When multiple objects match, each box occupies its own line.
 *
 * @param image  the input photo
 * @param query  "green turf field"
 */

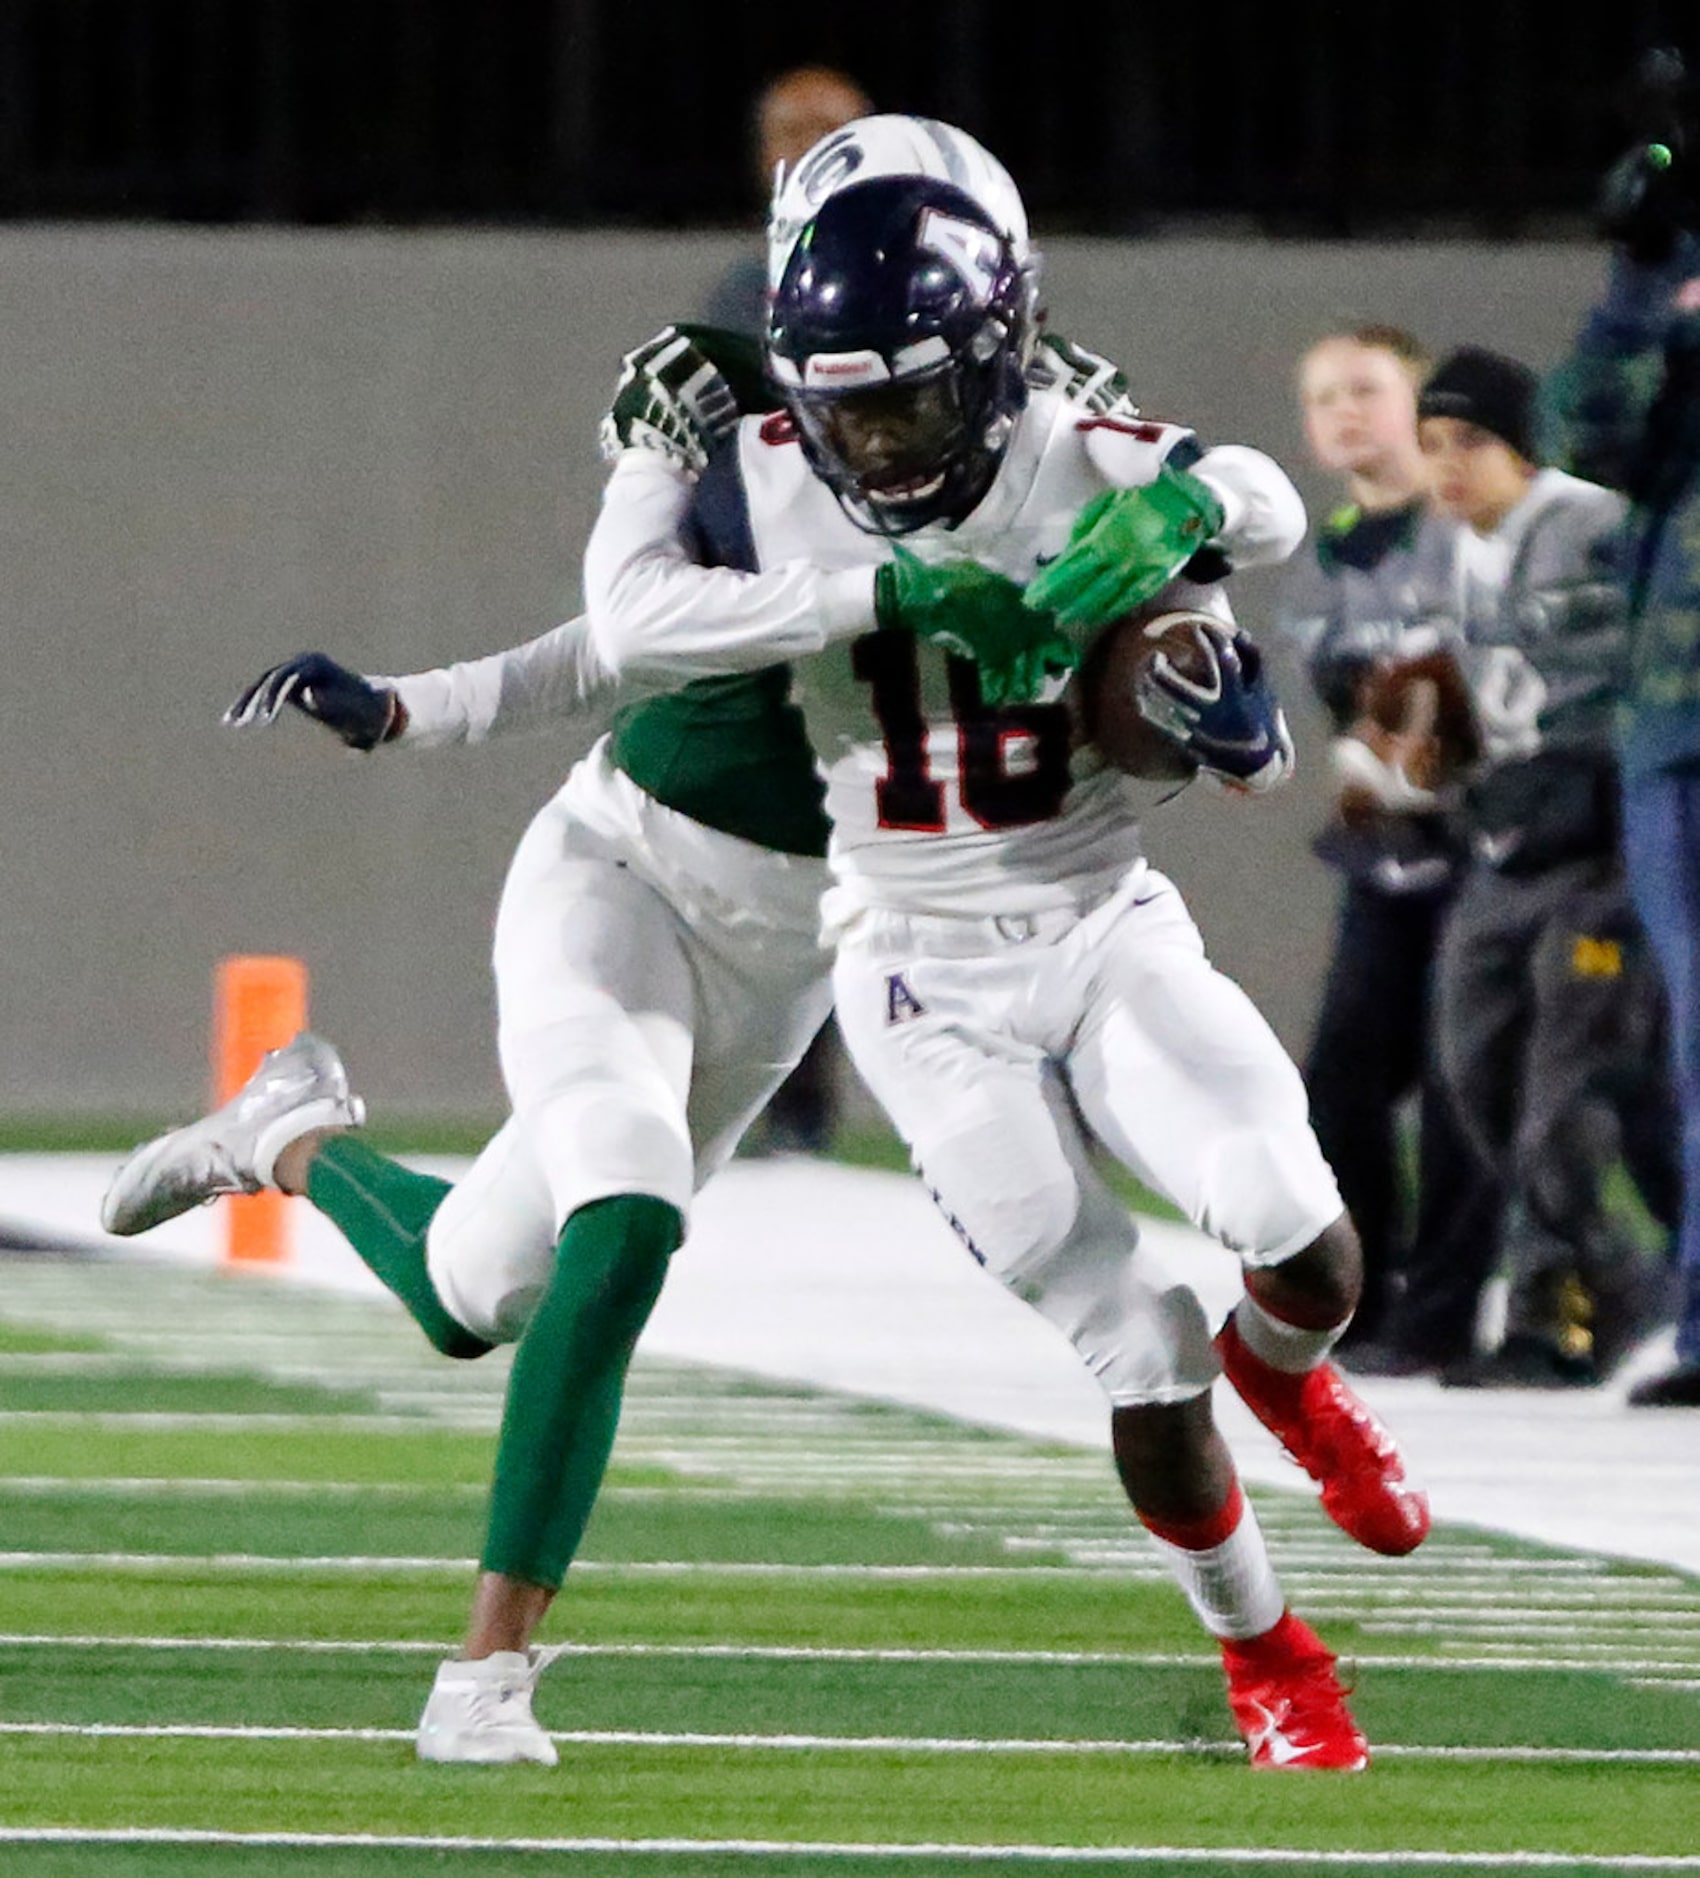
xmin=0 ymin=1253 xmax=1696 ymax=1876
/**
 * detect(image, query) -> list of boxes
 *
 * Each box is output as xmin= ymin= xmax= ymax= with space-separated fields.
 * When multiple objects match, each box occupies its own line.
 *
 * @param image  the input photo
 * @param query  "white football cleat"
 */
xmin=415 ymin=1649 xmax=559 ymax=1766
xmin=100 ymin=1031 xmax=365 ymax=1237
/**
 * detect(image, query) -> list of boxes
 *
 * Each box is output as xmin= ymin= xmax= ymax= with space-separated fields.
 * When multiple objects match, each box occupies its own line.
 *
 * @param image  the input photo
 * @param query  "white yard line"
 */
xmin=0 ymin=1411 xmax=495 ymax=1429
xmin=0 ymin=1541 xmax=1695 ymax=1645
xmin=0 ymin=1830 xmax=1696 ymax=1868
xmin=4 ymin=1632 xmax=1691 ymax=1674
xmin=0 ymin=1479 xmax=1659 ymax=1590
xmin=0 ymin=1552 xmax=1488 ymax=1576
xmin=0 ymin=1719 xmax=1694 ymax=1764
xmin=0 ymin=1475 xmax=482 ymax=1496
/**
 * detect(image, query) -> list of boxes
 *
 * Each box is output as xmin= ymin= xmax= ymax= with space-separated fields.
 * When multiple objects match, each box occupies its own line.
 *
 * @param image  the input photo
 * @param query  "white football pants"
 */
xmin=427 ymin=743 xmax=833 ymax=1341
xmin=832 ymin=868 xmax=1343 ymax=1405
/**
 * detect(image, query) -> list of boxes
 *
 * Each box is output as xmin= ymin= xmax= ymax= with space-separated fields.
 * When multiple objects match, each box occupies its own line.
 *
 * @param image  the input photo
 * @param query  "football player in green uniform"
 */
xmin=99 ymin=248 xmax=1112 ymax=1764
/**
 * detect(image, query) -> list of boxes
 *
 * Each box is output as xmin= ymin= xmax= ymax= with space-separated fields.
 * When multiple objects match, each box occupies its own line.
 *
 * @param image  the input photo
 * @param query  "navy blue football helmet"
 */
xmin=766 ymin=176 xmax=1033 ymax=534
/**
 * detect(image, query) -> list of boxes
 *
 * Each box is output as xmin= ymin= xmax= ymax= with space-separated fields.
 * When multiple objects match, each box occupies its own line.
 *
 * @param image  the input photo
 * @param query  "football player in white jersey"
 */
xmin=584 ymin=122 xmax=1433 ymax=1770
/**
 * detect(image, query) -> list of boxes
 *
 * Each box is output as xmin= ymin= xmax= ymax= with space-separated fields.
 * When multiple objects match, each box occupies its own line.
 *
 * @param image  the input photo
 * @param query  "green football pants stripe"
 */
xmin=481 ymin=1193 xmax=681 ymax=1588
xmin=305 ymin=1135 xmax=492 ymax=1360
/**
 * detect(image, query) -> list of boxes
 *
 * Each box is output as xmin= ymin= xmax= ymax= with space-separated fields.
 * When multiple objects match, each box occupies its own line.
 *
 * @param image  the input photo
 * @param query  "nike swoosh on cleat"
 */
xmin=1245 ymin=1698 xmax=1323 ymax=1766
xmin=1261 ymin=1729 xmax=1324 ymax=1766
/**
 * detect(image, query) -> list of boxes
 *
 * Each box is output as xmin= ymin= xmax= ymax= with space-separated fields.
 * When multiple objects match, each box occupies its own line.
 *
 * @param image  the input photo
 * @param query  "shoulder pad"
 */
xmin=598 ymin=324 xmax=776 ymax=474
xmin=1026 ymin=330 xmax=1140 ymax=417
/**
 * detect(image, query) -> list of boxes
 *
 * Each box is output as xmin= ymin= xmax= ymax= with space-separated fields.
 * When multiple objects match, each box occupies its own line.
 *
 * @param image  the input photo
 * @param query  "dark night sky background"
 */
xmin=0 ymin=0 xmax=1692 ymax=234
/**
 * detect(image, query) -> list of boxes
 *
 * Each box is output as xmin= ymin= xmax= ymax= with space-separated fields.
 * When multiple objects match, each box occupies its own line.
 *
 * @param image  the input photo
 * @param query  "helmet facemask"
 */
xmin=767 ymin=178 xmax=1032 ymax=535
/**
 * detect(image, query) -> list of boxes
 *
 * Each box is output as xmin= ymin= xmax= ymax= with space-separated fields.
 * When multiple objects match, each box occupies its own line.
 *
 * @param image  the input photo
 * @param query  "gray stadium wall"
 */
xmin=0 ymin=227 xmax=1609 ymax=1122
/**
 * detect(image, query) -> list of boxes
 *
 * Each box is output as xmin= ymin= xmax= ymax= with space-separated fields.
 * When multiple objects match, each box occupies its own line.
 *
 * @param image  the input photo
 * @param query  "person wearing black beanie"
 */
xmin=1417 ymin=346 xmax=1540 ymax=464
xmin=1416 ymin=346 xmax=1548 ymax=536
xmin=1413 ymin=346 xmax=1678 ymax=1390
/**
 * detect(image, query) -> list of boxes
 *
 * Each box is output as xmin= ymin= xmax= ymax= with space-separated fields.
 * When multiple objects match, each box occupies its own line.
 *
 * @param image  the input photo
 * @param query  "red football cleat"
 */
xmin=1222 ymin=1610 xmax=1369 ymax=1771
xmin=1216 ymin=1318 xmax=1431 ymax=1556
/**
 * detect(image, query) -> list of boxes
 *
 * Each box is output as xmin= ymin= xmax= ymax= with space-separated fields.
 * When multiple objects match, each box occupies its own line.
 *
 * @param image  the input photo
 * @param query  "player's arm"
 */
xmin=589 ymin=322 xmax=883 ymax=676
xmin=1187 ymin=443 xmax=1310 ymax=571
xmin=1035 ymin=326 xmax=1311 ymax=565
xmin=221 ymin=320 xmax=775 ymax=751
xmin=584 ymin=448 xmax=880 ymax=677
xmin=587 ymin=450 xmax=1061 ymax=703
xmin=380 ymin=613 xmax=628 ymax=747
xmin=1027 ymin=422 xmax=1307 ymax=632
xmin=224 ymin=616 xmax=628 ymax=751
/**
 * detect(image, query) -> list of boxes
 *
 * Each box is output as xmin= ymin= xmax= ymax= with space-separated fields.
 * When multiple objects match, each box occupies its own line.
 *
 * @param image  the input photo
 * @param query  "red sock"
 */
xmin=1137 ymin=1479 xmax=1246 ymax=1551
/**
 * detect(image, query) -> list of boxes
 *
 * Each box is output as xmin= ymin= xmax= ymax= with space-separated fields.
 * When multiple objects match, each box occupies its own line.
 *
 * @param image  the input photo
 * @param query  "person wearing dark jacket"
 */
xmin=1547 ymin=209 xmax=1700 ymax=1405
xmin=699 ymin=66 xmax=873 ymax=339
xmin=1277 ymin=326 xmax=1500 ymax=1374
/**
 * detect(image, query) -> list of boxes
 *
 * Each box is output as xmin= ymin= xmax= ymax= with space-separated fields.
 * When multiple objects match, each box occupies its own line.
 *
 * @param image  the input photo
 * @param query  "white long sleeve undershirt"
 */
xmin=583 ymin=450 xmax=878 ymax=680
xmin=379 ymin=612 xmax=625 ymax=749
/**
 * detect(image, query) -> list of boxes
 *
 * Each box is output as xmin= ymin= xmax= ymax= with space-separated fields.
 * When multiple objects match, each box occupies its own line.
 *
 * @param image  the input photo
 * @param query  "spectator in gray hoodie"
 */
xmin=1415 ymin=346 xmax=1677 ymax=1388
xmin=1276 ymin=326 xmax=1499 ymax=1376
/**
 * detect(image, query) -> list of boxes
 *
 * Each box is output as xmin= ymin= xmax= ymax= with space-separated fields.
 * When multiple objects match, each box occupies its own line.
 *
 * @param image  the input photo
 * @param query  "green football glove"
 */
xmin=981 ymin=639 xmax=1077 ymax=709
xmin=1023 ymin=464 xmax=1227 ymax=631
xmin=874 ymin=548 xmax=1074 ymax=706
xmin=596 ymin=324 xmax=767 ymax=473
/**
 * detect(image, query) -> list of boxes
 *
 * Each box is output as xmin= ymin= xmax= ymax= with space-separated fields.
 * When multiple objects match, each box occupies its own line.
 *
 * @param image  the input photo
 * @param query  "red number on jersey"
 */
xmin=853 ymin=632 xmax=1073 ymax=832
xmin=1074 ymin=415 xmax=1174 ymax=445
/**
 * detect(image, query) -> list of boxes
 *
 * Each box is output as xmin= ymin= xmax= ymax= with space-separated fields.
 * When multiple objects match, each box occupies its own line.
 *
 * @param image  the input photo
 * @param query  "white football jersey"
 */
xmin=735 ymin=394 xmax=1169 ymax=914
xmin=585 ymin=387 xmax=1306 ymax=919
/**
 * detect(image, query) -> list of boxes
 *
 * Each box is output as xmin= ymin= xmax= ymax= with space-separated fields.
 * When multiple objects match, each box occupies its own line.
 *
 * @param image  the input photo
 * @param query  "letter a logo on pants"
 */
xmin=885 ymin=972 xmax=926 ymax=1025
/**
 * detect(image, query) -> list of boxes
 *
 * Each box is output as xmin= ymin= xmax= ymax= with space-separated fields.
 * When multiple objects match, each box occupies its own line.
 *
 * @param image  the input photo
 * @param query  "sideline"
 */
xmin=2 ymin=1152 xmax=1696 ymax=1575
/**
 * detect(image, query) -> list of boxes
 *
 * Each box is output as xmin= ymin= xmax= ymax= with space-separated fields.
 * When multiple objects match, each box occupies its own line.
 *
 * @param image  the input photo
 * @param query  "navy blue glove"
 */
xmin=1136 ymin=621 xmax=1294 ymax=793
xmin=224 ymin=653 xmax=401 ymax=751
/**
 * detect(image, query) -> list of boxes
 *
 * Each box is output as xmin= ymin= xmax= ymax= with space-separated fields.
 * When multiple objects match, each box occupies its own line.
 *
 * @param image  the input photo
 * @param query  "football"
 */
xmin=1074 ymin=603 xmax=1216 ymax=780
xmin=1357 ymin=647 xmax=1482 ymax=790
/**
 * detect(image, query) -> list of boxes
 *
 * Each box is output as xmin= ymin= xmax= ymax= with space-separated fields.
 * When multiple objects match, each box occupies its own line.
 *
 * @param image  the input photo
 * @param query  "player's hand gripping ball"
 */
xmin=1076 ymin=603 xmax=1295 ymax=793
xmin=1074 ymin=605 xmax=1213 ymax=781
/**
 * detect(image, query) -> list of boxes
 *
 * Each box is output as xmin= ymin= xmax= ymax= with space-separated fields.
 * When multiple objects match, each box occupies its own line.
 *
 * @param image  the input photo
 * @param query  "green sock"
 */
xmin=305 ymin=1135 xmax=491 ymax=1360
xmin=480 ymin=1192 xmax=681 ymax=1587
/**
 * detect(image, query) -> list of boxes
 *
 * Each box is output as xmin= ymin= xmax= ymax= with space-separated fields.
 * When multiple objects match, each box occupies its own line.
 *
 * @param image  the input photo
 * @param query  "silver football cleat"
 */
xmin=415 ymin=1649 xmax=560 ymax=1765
xmin=100 ymin=1031 xmax=365 ymax=1236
